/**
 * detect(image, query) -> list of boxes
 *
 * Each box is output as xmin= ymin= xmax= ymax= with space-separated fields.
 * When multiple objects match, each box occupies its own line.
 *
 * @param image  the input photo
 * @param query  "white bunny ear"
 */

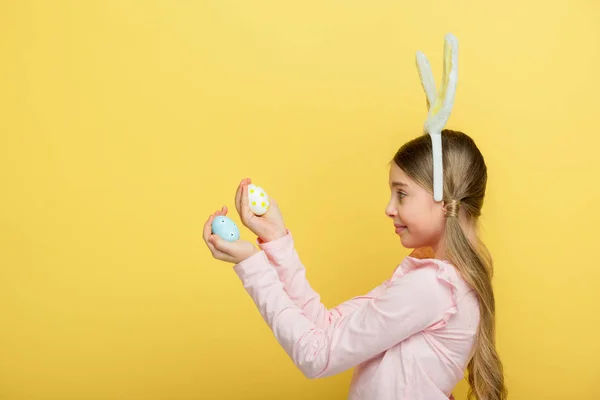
xmin=416 ymin=51 xmax=437 ymax=110
xmin=425 ymin=33 xmax=459 ymax=135
xmin=416 ymin=33 xmax=459 ymax=202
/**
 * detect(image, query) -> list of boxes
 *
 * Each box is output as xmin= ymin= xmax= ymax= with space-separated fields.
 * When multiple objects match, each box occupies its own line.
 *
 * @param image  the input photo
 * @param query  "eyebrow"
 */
xmin=391 ymin=181 xmax=409 ymax=188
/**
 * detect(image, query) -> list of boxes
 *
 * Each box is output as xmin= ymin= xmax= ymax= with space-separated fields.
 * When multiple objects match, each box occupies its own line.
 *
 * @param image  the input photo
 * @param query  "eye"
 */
xmin=397 ymin=191 xmax=406 ymax=201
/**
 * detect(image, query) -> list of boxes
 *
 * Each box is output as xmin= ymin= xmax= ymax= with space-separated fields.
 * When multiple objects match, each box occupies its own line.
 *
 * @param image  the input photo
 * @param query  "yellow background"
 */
xmin=1 ymin=1 xmax=599 ymax=399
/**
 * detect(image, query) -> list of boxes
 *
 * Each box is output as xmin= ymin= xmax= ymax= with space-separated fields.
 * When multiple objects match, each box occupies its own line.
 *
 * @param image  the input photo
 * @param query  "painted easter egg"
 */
xmin=211 ymin=215 xmax=240 ymax=242
xmin=247 ymin=184 xmax=270 ymax=215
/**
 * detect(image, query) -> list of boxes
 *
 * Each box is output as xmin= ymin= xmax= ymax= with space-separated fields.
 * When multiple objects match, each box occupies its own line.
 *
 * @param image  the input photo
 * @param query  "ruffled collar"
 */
xmin=402 ymin=255 xmax=454 ymax=272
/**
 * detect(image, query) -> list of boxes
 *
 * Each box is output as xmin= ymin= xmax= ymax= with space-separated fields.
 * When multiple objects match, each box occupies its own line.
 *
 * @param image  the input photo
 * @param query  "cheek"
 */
xmin=402 ymin=204 xmax=443 ymax=244
xmin=399 ymin=202 xmax=424 ymax=230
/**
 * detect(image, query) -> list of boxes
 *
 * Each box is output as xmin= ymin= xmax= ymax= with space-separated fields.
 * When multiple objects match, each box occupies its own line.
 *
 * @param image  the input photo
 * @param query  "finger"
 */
xmin=209 ymin=234 xmax=238 ymax=262
xmin=203 ymin=215 xmax=222 ymax=256
xmin=210 ymin=233 xmax=233 ymax=253
xmin=265 ymin=197 xmax=278 ymax=216
xmin=235 ymin=179 xmax=243 ymax=216
xmin=236 ymin=179 xmax=250 ymax=217
xmin=207 ymin=236 xmax=236 ymax=263
xmin=240 ymin=181 xmax=251 ymax=219
xmin=216 ymin=205 xmax=228 ymax=216
xmin=203 ymin=214 xmax=216 ymax=243
xmin=206 ymin=237 xmax=219 ymax=255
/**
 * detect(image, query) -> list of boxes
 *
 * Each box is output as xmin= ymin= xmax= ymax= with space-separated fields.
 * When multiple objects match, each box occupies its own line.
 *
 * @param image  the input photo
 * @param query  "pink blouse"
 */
xmin=233 ymin=230 xmax=479 ymax=399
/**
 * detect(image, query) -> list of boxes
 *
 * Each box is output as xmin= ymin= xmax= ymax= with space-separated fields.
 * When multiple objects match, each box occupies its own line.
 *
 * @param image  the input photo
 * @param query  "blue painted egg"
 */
xmin=211 ymin=215 xmax=240 ymax=242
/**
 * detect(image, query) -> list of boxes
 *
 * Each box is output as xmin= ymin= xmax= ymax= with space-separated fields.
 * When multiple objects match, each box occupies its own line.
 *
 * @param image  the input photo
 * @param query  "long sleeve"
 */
xmin=232 ymin=249 xmax=455 ymax=379
xmin=256 ymin=230 xmax=389 ymax=330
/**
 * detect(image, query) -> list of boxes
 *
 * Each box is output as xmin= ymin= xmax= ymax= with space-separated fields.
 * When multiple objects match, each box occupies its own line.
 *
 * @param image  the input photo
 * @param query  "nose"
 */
xmin=385 ymin=200 xmax=397 ymax=218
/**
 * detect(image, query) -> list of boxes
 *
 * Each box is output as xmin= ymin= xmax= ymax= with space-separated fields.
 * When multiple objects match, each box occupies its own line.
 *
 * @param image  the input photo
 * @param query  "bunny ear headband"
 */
xmin=415 ymin=33 xmax=459 ymax=202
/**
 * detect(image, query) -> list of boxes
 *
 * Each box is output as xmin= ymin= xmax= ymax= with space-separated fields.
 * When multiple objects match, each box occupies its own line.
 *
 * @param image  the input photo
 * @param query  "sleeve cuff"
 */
xmin=232 ymin=249 xmax=271 ymax=280
xmin=256 ymin=229 xmax=294 ymax=252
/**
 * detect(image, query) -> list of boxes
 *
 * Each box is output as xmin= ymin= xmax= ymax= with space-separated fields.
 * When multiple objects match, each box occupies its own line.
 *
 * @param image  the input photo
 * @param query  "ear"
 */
xmin=441 ymin=199 xmax=447 ymax=211
xmin=438 ymin=199 xmax=449 ymax=217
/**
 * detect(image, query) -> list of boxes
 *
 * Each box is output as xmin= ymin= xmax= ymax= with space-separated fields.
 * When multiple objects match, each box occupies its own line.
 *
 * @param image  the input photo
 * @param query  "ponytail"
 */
xmin=445 ymin=216 xmax=507 ymax=400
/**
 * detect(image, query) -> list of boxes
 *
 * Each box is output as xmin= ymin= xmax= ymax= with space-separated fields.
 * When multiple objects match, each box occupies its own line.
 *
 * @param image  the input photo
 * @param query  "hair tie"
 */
xmin=445 ymin=199 xmax=461 ymax=218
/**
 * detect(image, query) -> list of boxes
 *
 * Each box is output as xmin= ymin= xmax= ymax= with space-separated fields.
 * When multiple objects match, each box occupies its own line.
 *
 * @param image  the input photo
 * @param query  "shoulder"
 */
xmin=394 ymin=255 xmax=470 ymax=292
xmin=384 ymin=257 xmax=450 ymax=300
xmin=391 ymin=256 xmax=465 ymax=304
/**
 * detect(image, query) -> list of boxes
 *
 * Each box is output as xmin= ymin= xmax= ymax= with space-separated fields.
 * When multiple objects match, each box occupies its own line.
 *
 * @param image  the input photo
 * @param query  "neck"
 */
xmin=433 ymin=218 xmax=478 ymax=260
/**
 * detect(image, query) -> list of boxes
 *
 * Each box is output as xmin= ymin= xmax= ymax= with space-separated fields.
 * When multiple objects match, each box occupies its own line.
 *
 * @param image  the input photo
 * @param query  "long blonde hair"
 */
xmin=393 ymin=129 xmax=507 ymax=400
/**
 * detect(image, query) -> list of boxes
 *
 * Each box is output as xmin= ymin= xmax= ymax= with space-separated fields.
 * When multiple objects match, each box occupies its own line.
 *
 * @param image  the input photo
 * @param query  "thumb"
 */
xmin=269 ymin=196 xmax=281 ymax=210
xmin=209 ymin=234 xmax=236 ymax=254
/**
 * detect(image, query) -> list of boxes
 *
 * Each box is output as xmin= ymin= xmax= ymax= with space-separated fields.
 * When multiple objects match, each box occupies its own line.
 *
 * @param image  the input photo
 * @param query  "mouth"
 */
xmin=394 ymin=224 xmax=407 ymax=234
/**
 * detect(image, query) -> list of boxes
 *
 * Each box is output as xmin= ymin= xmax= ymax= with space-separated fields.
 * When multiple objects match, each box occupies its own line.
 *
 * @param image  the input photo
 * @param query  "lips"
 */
xmin=394 ymin=224 xmax=407 ymax=233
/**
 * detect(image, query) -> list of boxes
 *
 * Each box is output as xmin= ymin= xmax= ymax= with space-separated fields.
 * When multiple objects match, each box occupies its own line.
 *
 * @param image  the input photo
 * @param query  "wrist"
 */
xmin=260 ymin=227 xmax=287 ymax=243
xmin=237 ymin=247 xmax=261 ymax=265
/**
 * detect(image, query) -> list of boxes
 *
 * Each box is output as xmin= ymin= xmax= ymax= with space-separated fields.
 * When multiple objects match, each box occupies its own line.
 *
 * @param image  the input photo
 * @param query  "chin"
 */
xmin=399 ymin=235 xmax=426 ymax=250
xmin=399 ymin=236 xmax=414 ymax=249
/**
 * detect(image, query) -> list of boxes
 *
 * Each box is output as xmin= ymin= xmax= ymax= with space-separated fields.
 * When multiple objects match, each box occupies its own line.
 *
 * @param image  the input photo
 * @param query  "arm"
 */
xmin=233 ymin=250 xmax=453 ymax=379
xmin=257 ymin=230 xmax=390 ymax=330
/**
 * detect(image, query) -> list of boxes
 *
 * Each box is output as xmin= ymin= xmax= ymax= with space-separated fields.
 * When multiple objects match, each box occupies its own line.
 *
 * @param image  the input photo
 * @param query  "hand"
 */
xmin=203 ymin=206 xmax=260 ymax=264
xmin=235 ymin=178 xmax=287 ymax=242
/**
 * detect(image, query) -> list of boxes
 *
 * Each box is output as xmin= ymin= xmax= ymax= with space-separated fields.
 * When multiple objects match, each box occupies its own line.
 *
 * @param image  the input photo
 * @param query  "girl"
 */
xmin=202 ymin=129 xmax=507 ymax=399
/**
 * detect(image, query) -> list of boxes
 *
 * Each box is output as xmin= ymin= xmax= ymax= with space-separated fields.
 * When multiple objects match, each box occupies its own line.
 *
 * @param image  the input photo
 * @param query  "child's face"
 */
xmin=386 ymin=163 xmax=445 ymax=250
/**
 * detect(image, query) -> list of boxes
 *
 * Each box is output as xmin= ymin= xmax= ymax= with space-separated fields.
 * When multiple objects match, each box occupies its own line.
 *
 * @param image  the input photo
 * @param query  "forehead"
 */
xmin=388 ymin=163 xmax=413 ymax=186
